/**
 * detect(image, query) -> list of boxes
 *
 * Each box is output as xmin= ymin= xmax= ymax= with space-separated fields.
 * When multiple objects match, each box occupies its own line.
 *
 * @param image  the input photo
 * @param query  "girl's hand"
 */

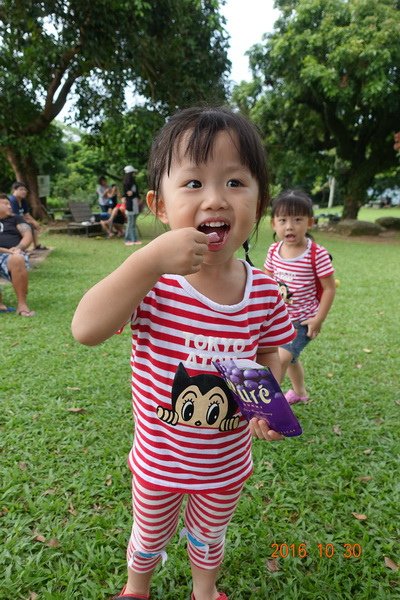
xmin=249 ymin=418 xmax=284 ymax=441
xmin=301 ymin=316 xmax=322 ymax=339
xmin=151 ymin=228 xmax=210 ymax=276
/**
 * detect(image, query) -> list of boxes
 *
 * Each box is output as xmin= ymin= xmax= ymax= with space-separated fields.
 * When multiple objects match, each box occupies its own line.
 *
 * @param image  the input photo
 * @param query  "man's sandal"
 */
xmin=16 ymin=309 xmax=36 ymax=317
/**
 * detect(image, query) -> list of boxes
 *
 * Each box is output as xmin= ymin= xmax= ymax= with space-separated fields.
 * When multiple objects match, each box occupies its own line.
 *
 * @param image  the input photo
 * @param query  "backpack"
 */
xmin=270 ymin=240 xmax=332 ymax=303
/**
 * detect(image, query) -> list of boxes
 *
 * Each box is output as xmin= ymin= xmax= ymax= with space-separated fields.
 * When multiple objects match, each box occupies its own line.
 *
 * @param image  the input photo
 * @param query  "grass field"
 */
xmin=1 ymin=215 xmax=399 ymax=600
xmin=314 ymin=205 xmax=400 ymax=223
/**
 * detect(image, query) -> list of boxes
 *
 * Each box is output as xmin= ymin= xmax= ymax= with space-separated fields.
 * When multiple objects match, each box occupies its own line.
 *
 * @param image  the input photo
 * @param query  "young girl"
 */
xmin=72 ymin=106 xmax=296 ymax=600
xmin=264 ymin=189 xmax=336 ymax=404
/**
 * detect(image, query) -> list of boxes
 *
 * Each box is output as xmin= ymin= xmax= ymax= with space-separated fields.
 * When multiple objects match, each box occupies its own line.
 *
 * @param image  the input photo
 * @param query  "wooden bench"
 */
xmin=67 ymin=202 xmax=102 ymax=236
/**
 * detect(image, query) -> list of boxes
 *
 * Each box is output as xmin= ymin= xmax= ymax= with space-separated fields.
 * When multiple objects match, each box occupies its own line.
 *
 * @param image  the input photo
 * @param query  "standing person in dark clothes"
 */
xmin=122 ymin=165 xmax=142 ymax=246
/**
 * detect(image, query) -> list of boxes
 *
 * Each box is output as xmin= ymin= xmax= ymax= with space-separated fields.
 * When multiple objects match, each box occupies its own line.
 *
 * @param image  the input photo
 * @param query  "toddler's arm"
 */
xmin=301 ymin=274 xmax=336 ymax=338
xmin=71 ymin=228 xmax=209 ymax=346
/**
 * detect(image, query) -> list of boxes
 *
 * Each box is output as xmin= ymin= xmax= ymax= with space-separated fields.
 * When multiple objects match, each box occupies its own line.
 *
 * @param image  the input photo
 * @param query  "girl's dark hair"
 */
xmin=148 ymin=106 xmax=270 ymax=221
xmin=271 ymin=189 xmax=314 ymax=218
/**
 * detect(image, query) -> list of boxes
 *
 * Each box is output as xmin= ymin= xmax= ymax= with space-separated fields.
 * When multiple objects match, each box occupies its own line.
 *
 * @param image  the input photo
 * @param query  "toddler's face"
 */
xmin=148 ymin=130 xmax=259 ymax=261
xmin=272 ymin=214 xmax=314 ymax=246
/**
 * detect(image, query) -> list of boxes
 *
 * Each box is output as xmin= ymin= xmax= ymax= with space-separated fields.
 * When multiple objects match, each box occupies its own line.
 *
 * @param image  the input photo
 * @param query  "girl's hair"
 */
xmin=271 ymin=189 xmax=314 ymax=218
xmin=148 ymin=106 xmax=270 ymax=222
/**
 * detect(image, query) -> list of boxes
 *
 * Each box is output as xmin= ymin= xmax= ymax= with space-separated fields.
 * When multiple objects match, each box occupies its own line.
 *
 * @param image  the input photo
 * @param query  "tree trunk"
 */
xmin=341 ymin=167 xmax=372 ymax=220
xmin=5 ymin=146 xmax=48 ymax=220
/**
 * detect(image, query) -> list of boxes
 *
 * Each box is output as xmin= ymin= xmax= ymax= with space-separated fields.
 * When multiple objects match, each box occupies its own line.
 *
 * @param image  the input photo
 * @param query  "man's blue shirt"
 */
xmin=9 ymin=194 xmax=29 ymax=216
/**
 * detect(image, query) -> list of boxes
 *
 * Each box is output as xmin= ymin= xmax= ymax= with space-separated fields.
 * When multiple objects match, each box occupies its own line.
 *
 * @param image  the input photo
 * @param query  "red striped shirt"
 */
xmin=264 ymin=239 xmax=334 ymax=322
xmin=128 ymin=261 xmax=296 ymax=493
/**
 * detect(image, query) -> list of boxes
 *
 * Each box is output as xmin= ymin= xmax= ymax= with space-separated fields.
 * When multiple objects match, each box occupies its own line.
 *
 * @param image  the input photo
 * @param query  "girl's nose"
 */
xmin=201 ymin=189 xmax=228 ymax=210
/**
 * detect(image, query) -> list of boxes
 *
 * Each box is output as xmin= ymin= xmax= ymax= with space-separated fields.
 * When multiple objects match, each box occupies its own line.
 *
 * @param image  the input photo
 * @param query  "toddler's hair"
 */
xmin=271 ymin=189 xmax=314 ymax=218
xmin=148 ymin=105 xmax=270 ymax=222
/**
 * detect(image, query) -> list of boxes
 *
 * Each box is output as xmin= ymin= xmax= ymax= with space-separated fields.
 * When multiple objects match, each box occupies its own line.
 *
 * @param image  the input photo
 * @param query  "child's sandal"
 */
xmin=112 ymin=587 xmax=150 ymax=600
xmin=191 ymin=594 xmax=228 ymax=600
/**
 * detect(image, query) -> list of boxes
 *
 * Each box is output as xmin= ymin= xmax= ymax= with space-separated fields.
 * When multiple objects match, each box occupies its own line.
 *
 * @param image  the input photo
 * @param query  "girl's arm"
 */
xmin=256 ymin=346 xmax=281 ymax=382
xmin=71 ymin=228 xmax=210 ymax=346
xmin=301 ymin=274 xmax=336 ymax=338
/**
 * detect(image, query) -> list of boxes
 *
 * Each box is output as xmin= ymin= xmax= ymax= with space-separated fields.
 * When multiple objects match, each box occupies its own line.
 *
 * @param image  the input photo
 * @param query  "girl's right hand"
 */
xmin=150 ymin=228 xmax=210 ymax=276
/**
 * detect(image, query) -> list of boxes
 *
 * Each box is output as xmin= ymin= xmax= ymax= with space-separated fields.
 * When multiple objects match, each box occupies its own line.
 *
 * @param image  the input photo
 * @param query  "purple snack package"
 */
xmin=214 ymin=359 xmax=302 ymax=437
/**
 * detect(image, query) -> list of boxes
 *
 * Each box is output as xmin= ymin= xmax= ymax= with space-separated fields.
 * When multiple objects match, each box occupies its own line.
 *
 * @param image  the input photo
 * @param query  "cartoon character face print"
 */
xmin=156 ymin=363 xmax=240 ymax=431
xmin=277 ymin=281 xmax=293 ymax=304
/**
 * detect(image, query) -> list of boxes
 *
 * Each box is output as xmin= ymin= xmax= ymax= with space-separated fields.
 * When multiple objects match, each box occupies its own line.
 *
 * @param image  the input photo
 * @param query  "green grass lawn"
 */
xmin=1 ymin=215 xmax=399 ymax=600
xmin=314 ymin=205 xmax=400 ymax=223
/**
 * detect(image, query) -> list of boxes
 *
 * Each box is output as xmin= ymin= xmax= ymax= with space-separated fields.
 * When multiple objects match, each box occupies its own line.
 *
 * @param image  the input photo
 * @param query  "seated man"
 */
xmin=0 ymin=194 xmax=35 ymax=317
xmin=9 ymin=181 xmax=47 ymax=251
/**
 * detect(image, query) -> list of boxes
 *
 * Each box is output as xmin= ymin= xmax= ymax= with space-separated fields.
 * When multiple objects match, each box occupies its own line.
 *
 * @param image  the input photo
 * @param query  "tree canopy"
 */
xmin=0 ymin=0 xmax=230 ymax=216
xmin=235 ymin=0 xmax=400 ymax=218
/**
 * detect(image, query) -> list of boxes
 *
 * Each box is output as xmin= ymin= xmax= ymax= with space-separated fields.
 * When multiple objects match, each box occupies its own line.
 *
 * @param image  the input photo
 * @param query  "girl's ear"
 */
xmin=308 ymin=217 xmax=315 ymax=229
xmin=146 ymin=190 xmax=169 ymax=224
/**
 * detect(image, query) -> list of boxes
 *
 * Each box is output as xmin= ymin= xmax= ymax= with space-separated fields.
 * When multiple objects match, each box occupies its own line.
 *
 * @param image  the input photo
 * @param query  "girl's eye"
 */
xmin=227 ymin=179 xmax=241 ymax=188
xmin=186 ymin=180 xmax=202 ymax=189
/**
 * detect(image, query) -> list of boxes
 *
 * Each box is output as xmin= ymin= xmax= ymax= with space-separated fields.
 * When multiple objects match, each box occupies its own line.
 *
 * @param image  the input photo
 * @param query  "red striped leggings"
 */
xmin=127 ymin=477 xmax=243 ymax=572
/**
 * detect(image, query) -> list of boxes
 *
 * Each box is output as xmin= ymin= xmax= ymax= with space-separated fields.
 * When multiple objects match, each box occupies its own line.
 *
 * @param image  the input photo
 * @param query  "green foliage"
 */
xmin=85 ymin=106 xmax=166 ymax=181
xmin=235 ymin=0 xmax=400 ymax=218
xmin=50 ymin=138 xmax=105 ymax=205
xmin=0 ymin=0 xmax=229 ymax=141
xmin=0 ymin=225 xmax=399 ymax=598
xmin=0 ymin=0 xmax=230 ymax=213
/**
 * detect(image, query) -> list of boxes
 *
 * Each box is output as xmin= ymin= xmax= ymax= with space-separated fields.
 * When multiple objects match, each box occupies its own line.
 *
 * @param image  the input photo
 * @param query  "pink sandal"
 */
xmin=285 ymin=389 xmax=309 ymax=404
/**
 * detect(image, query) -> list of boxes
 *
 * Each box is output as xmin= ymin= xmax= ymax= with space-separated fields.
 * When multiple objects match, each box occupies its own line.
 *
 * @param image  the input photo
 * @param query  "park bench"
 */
xmin=315 ymin=213 xmax=341 ymax=225
xmin=67 ymin=202 xmax=102 ymax=236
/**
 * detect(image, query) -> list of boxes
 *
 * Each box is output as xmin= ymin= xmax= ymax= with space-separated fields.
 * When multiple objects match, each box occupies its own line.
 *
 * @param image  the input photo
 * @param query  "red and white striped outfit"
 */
xmin=264 ymin=239 xmax=334 ymax=322
xmin=126 ymin=261 xmax=295 ymax=569
xmin=127 ymin=476 xmax=243 ymax=571
xmin=128 ymin=261 xmax=295 ymax=493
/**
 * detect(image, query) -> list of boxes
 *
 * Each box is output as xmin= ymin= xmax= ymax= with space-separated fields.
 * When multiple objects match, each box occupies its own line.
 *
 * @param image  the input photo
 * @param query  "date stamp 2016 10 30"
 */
xmin=271 ymin=543 xmax=363 ymax=559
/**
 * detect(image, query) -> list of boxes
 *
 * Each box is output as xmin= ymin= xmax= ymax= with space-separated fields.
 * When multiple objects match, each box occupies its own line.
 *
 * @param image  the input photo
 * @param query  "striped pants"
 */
xmin=127 ymin=477 xmax=243 ymax=572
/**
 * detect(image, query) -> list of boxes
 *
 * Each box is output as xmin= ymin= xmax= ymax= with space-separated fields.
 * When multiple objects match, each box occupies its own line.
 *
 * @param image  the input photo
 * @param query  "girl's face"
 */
xmin=272 ymin=213 xmax=314 ymax=247
xmin=147 ymin=130 xmax=260 ymax=264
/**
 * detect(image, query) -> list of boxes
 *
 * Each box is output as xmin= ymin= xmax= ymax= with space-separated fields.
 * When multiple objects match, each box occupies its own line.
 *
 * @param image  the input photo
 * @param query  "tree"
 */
xmin=238 ymin=0 xmax=400 ymax=218
xmin=0 ymin=0 xmax=230 ymax=217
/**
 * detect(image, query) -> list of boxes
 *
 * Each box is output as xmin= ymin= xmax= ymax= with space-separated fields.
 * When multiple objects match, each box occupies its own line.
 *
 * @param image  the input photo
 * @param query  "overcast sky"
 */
xmin=221 ymin=0 xmax=279 ymax=84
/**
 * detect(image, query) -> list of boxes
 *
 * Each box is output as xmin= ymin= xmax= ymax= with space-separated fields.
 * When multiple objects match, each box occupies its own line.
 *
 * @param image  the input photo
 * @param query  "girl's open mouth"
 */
xmin=198 ymin=221 xmax=230 ymax=249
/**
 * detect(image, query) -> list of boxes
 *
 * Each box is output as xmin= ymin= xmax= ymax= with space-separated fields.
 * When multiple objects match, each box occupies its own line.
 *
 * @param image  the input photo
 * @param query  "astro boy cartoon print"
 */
xmin=157 ymin=363 xmax=240 ymax=432
xmin=277 ymin=280 xmax=293 ymax=304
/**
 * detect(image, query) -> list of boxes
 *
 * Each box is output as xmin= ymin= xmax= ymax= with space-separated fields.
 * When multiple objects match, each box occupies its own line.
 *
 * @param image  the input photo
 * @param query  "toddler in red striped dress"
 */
xmin=72 ymin=106 xmax=296 ymax=600
xmin=264 ymin=189 xmax=336 ymax=405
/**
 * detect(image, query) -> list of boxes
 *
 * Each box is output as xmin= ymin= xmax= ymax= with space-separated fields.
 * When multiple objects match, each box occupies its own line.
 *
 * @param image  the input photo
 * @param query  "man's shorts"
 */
xmin=0 ymin=252 xmax=30 ymax=281
xmin=280 ymin=321 xmax=311 ymax=364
